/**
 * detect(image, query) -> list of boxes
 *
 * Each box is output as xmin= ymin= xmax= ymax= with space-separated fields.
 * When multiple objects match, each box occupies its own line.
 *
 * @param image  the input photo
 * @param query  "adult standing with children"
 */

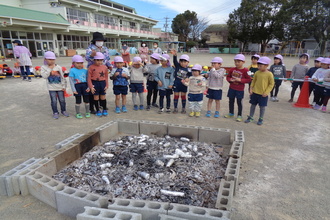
xmin=12 ymin=40 xmax=33 ymax=81
xmin=85 ymin=32 xmax=111 ymax=114
xmin=138 ymin=42 xmax=149 ymax=64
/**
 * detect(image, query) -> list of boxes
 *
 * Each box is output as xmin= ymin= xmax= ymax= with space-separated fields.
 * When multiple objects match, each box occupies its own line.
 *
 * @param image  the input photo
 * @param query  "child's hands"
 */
xmin=262 ymin=93 xmax=267 ymax=97
xmin=197 ymin=82 xmax=202 ymax=86
xmin=90 ymin=87 xmax=96 ymax=94
xmin=170 ymin=49 xmax=177 ymax=56
xmin=86 ymin=88 xmax=90 ymax=92
xmin=158 ymin=81 xmax=163 ymax=87
xmin=168 ymin=85 xmax=173 ymax=89
xmin=122 ymin=73 xmax=128 ymax=78
xmin=249 ymin=88 xmax=253 ymax=95
xmin=181 ymin=79 xmax=185 ymax=84
xmin=312 ymin=78 xmax=318 ymax=82
xmin=104 ymin=86 xmax=108 ymax=91
xmin=114 ymin=72 xmax=120 ymax=77
xmin=74 ymin=92 xmax=78 ymax=95
xmin=235 ymin=78 xmax=241 ymax=82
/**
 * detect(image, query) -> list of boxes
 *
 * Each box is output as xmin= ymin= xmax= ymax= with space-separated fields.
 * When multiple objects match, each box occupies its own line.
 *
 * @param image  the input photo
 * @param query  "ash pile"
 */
xmin=53 ymin=134 xmax=228 ymax=208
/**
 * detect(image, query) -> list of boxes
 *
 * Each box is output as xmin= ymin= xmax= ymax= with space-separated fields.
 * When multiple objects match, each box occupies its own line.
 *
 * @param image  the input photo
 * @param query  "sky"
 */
xmin=116 ymin=0 xmax=242 ymax=30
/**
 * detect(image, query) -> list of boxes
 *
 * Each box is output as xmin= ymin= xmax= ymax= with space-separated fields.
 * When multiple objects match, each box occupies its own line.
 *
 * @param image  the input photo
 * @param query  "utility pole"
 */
xmin=163 ymin=16 xmax=170 ymax=51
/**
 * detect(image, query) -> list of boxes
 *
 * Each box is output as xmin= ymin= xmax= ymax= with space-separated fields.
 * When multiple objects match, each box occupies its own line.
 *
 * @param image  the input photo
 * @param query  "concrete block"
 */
xmin=77 ymin=206 xmax=142 ymax=220
xmin=229 ymin=141 xmax=243 ymax=159
xmin=198 ymin=127 xmax=231 ymax=144
xmin=55 ymin=186 xmax=108 ymax=218
xmin=96 ymin=121 xmax=119 ymax=144
xmin=108 ymin=198 xmax=170 ymax=220
xmin=26 ymin=171 xmax=65 ymax=208
xmin=55 ymin=133 xmax=84 ymax=149
xmin=0 ymin=157 xmax=41 ymax=196
xmin=139 ymin=120 xmax=168 ymax=137
xmin=234 ymin=130 xmax=245 ymax=142
xmin=167 ymin=203 xmax=231 ymax=220
xmin=34 ymin=158 xmax=57 ymax=176
xmin=158 ymin=214 xmax=189 ymax=220
xmin=72 ymin=131 xmax=100 ymax=157
xmin=167 ymin=124 xmax=199 ymax=141
xmin=224 ymin=157 xmax=241 ymax=195
xmin=216 ymin=179 xmax=235 ymax=211
xmin=117 ymin=119 xmax=140 ymax=135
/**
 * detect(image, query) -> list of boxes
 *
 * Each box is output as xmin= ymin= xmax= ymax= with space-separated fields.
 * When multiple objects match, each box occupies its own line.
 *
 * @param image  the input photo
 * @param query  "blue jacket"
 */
xmin=110 ymin=67 xmax=130 ymax=86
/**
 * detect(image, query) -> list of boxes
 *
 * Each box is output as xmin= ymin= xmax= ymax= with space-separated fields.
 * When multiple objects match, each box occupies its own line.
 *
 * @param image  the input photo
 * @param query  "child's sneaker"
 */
xmin=102 ymin=110 xmax=108 ymax=116
xmin=257 ymin=118 xmax=263 ymax=125
xmin=96 ymin=111 xmax=102 ymax=117
xmin=152 ymin=103 xmax=159 ymax=108
xmin=195 ymin=112 xmax=201 ymax=117
xmin=271 ymin=97 xmax=275 ymax=102
xmin=166 ymin=108 xmax=171 ymax=113
xmin=133 ymin=105 xmax=138 ymax=111
xmin=181 ymin=108 xmax=186 ymax=114
xmin=205 ymin=110 xmax=211 ymax=117
xmin=244 ymin=116 xmax=254 ymax=123
xmin=139 ymin=105 xmax=144 ymax=110
xmin=76 ymin=113 xmax=83 ymax=119
xmin=146 ymin=105 xmax=151 ymax=111
xmin=321 ymin=106 xmax=327 ymax=112
xmin=214 ymin=111 xmax=220 ymax=118
xmin=158 ymin=108 xmax=164 ymax=114
xmin=189 ymin=112 xmax=195 ymax=117
xmin=85 ymin=113 xmax=91 ymax=118
xmin=274 ymin=96 xmax=279 ymax=102
xmin=53 ymin=113 xmax=59 ymax=119
xmin=62 ymin=111 xmax=69 ymax=117
xmin=313 ymin=104 xmax=321 ymax=110
xmin=121 ymin=106 xmax=127 ymax=113
xmin=173 ymin=108 xmax=178 ymax=114
xmin=236 ymin=115 xmax=243 ymax=122
xmin=288 ymin=98 xmax=293 ymax=103
xmin=224 ymin=113 xmax=234 ymax=118
xmin=115 ymin=107 xmax=121 ymax=114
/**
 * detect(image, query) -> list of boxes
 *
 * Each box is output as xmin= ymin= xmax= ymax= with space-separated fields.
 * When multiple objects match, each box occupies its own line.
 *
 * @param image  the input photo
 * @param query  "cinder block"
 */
xmin=0 ymin=157 xmax=41 ymax=196
xmin=234 ymin=130 xmax=245 ymax=142
xmin=34 ymin=158 xmax=57 ymax=176
xmin=167 ymin=203 xmax=231 ymax=220
xmin=26 ymin=171 xmax=65 ymax=208
xmin=108 ymin=198 xmax=170 ymax=220
xmin=198 ymin=127 xmax=231 ymax=144
xmin=77 ymin=206 xmax=142 ymax=220
xmin=229 ymin=141 xmax=243 ymax=159
xmin=55 ymin=186 xmax=108 ymax=218
xmin=72 ymin=131 xmax=101 ymax=156
xmin=139 ymin=120 xmax=168 ymax=137
xmin=167 ymin=124 xmax=199 ymax=141
xmin=117 ymin=119 xmax=140 ymax=134
xmin=216 ymin=179 xmax=234 ymax=211
xmin=224 ymin=157 xmax=241 ymax=195
xmin=55 ymin=133 xmax=84 ymax=149
xmin=96 ymin=121 xmax=119 ymax=143
xmin=158 ymin=214 xmax=189 ymax=220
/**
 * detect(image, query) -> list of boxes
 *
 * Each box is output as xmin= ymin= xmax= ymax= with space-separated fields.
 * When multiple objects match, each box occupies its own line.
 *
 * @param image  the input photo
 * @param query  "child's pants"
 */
xmin=49 ymin=91 xmax=66 ymax=114
xmin=189 ymin=101 xmax=203 ymax=112
xmin=159 ymin=89 xmax=172 ymax=109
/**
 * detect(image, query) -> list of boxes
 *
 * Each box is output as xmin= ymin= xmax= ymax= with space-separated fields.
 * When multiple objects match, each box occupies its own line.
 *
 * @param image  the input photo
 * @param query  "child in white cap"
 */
xmin=182 ymin=64 xmax=205 ymax=117
xmin=225 ymin=54 xmax=251 ymax=121
xmin=87 ymin=52 xmax=109 ymax=117
xmin=245 ymin=56 xmax=274 ymax=125
xmin=41 ymin=51 xmax=68 ymax=119
xmin=69 ymin=55 xmax=90 ymax=119
xmin=270 ymin=54 xmax=286 ymax=102
xmin=129 ymin=56 xmax=148 ymax=110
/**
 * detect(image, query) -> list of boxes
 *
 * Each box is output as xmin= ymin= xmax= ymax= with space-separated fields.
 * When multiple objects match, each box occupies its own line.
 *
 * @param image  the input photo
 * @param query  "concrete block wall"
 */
xmin=167 ymin=203 xmax=231 ymax=220
xmin=139 ymin=120 xmax=168 ymax=137
xmin=96 ymin=121 xmax=119 ymax=144
xmin=234 ymin=130 xmax=245 ymax=142
xmin=26 ymin=171 xmax=66 ymax=208
xmin=229 ymin=142 xmax=244 ymax=159
xmin=77 ymin=206 xmax=142 ymax=220
xmin=55 ymin=133 xmax=84 ymax=149
xmin=224 ymin=157 xmax=241 ymax=195
xmin=198 ymin=127 xmax=231 ymax=144
xmin=158 ymin=214 xmax=189 ymax=220
xmin=56 ymin=186 xmax=108 ymax=218
xmin=0 ymin=157 xmax=43 ymax=196
xmin=215 ymin=180 xmax=235 ymax=211
xmin=168 ymin=124 xmax=199 ymax=141
xmin=117 ymin=119 xmax=140 ymax=134
xmin=108 ymin=198 xmax=170 ymax=220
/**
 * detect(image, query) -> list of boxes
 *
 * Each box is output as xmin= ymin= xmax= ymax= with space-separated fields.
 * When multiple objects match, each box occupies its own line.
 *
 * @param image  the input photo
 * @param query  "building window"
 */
xmin=140 ymin=24 xmax=150 ymax=31
xmin=129 ymin=22 xmax=136 ymax=29
xmin=67 ymin=8 xmax=88 ymax=22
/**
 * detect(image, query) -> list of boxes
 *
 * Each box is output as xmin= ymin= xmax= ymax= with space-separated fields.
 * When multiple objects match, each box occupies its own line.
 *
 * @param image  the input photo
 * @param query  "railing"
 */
xmin=69 ymin=19 xmax=161 ymax=36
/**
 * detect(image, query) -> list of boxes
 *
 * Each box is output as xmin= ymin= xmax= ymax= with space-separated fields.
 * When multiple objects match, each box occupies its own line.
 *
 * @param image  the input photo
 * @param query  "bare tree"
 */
xmin=190 ymin=17 xmax=209 ymax=42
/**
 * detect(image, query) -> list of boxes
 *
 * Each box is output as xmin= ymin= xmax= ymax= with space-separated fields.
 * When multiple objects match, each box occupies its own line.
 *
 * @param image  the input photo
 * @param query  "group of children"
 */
xmin=39 ymin=50 xmax=330 ymax=125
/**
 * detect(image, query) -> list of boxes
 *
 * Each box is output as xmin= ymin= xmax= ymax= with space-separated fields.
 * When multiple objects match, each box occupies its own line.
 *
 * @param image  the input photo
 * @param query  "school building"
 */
xmin=0 ymin=0 xmax=164 ymax=58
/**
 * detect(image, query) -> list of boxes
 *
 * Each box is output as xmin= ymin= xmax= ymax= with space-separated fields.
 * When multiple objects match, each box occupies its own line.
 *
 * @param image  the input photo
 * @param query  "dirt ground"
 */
xmin=0 ymin=53 xmax=329 ymax=220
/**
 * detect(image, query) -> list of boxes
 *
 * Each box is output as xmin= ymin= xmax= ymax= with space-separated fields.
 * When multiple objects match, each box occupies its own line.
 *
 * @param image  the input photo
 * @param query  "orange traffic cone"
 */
xmin=64 ymin=90 xmax=72 ymax=97
xmin=293 ymin=76 xmax=311 ymax=108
